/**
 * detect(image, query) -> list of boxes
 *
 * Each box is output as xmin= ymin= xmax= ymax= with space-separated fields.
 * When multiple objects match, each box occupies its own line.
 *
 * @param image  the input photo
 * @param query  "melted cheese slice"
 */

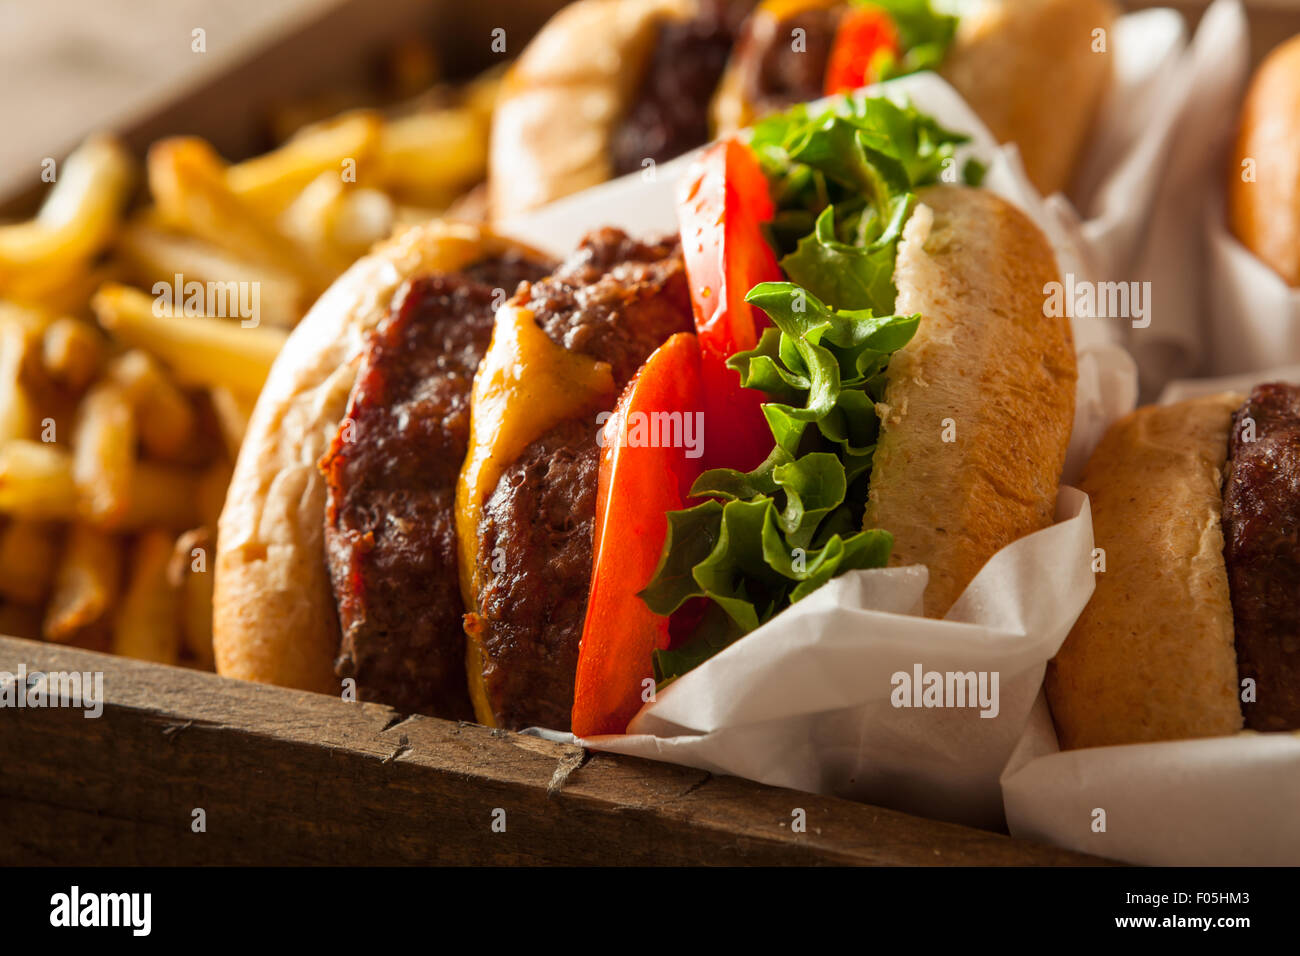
xmin=455 ymin=304 xmax=614 ymax=725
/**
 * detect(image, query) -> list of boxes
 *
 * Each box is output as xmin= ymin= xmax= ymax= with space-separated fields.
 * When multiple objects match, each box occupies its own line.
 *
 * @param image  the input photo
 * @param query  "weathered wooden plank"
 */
xmin=0 ymin=636 xmax=1107 ymax=865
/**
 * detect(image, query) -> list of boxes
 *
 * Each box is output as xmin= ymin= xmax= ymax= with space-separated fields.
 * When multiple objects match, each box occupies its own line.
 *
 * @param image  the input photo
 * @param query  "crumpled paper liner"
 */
xmin=1108 ymin=0 xmax=1253 ymax=395
xmin=1204 ymin=195 xmax=1300 ymax=378
xmin=595 ymin=489 xmax=1095 ymax=830
xmin=1003 ymin=695 xmax=1300 ymax=866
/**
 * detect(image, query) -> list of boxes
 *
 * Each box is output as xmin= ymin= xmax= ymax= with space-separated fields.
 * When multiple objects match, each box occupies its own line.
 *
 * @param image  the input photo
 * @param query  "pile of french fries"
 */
xmin=0 ymin=65 xmax=500 ymax=667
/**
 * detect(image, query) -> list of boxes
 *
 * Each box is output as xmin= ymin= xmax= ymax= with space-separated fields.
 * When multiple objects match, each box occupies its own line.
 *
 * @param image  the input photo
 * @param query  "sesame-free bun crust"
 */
xmin=1228 ymin=34 xmax=1300 ymax=287
xmin=867 ymin=186 xmax=1076 ymax=618
xmin=213 ymin=221 xmax=544 ymax=694
xmin=488 ymin=0 xmax=695 ymax=221
xmin=939 ymin=0 xmax=1117 ymax=196
xmin=1045 ymin=394 xmax=1246 ymax=750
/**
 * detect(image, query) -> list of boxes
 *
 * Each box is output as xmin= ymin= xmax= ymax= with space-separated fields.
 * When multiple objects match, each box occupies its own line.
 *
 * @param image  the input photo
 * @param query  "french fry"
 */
xmin=1 ymin=257 xmax=100 ymax=312
xmin=463 ymin=66 xmax=505 ymax=123
xmin=280 ymin=173 xmax=394 ymax=270
xmin=117 ymin=461 xmax=202 ymax=530
xmin=116 ymin=221 xmax=303 ymax=328
xmin=377 ymin=108 xmax=487 ymax=206
xmin=226 ymin=111 xmax=383 ymax=213
xmin=0 ymin=518 xmax=61 ymax=604
xmin=0 ymin=135 xmax=134 ymax=282
xmin=0 ymin=316 xmax=36 ymax=442
xmin=17 ymin=261 xmax=120 ymax=318
xmin=42 ymin=317 xmax=106 ymax=392
xmin=279 ymin=173 xmax=361 ymax=277
xmin=111 ymin=529 xmax=181 ymax=664
xmin=147 ymin=137 xmax=334 ymax=294
xmin=0 ymin=439 xmax=199 ymax=531
xmin=43 ymin=522 xmax=121 ymax=642
xmin=0 ymin=440 xmax=77 ymax=519
xmin=197 ymin=460 xmax=234 ymax=528
xmin=0 ymin=301 xmax=54 ymax=337
xmin=169 ymin=526 xmax=215 ymax=668
xmin=91 ymin=283 xmax=287 ymax=397
xmin=107 ymin=350 xmax=195 ymax=460
xmin=208 ymin=386 xmax=255 ymax=460
xmin=72 ymin=380 xmax=135 ymax=526
xmin=332 ymin=187 xmax=395 ymax=253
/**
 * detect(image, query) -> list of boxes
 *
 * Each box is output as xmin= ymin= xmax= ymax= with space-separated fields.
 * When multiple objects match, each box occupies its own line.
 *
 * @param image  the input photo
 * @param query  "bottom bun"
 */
xmin=1046 ymin=394 xmax=1246 ymax=750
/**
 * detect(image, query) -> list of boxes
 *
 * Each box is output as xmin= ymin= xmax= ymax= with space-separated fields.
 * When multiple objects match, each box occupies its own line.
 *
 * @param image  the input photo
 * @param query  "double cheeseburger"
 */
xmin=215 ymin=93 xmax=1077 ymax=734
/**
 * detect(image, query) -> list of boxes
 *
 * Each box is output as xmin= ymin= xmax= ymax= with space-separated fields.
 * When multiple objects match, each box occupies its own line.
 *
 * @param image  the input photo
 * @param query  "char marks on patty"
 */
xmin=1222 ymin=382 xmax=1300 ymax=731
xmin=474 ymin=419 xmax=599 ymax=732
xmin=516 ymin=227 xmax=695 ymax=382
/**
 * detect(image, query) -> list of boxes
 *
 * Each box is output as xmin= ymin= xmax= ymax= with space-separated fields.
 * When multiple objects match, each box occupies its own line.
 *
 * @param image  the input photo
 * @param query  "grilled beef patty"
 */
xmin=468 ymin=229 xmax=694 ymax=730
xmin=1222 ymin=382 xmax=1300 ymax=731
xmin=610 ymin=0 xmax=753 ymax=176
xmin=321 ymin=252 xmax=552 ymax=717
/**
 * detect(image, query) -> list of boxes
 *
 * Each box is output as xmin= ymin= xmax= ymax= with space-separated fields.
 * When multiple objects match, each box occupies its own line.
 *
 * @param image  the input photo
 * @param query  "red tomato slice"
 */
xmin=824 ymin=5 xmax=902 ymax=96
xmin=676 ymin=138 xmax=784 ymax=474
xmin=572 ymin=333 xmax=705 ymax=737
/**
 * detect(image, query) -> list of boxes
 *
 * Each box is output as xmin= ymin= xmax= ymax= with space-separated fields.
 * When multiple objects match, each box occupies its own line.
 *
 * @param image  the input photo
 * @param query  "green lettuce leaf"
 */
xmin=865 ymin=0 xmax=960 ymax=81
xmin=642 ymin=93 xmax=971 ymax=681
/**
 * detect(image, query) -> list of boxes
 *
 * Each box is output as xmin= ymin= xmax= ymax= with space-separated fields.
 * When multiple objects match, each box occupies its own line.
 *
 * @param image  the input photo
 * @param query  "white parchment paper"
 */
xmin=1003 ymin=696 xmax=1300 ymax=866
xmin=1002 ymin=363 xmax=1300 ymax=866
xmin=1204 ymin=195 xmax=1300 ymax=377
xmin=1110 ymin=0 xmax=1253 ymax=395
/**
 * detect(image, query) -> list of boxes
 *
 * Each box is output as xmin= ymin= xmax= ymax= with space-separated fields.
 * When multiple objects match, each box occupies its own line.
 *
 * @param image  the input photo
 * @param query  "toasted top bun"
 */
xmin=488 ymin=0 xmax=696 ymax=221
xmin=1045 ymin=395 xmax=1246 ymax=750
xmin=213 ymin=221 xmax=546 ymax=694
xmin=939 ymin=0 xmax=1116 ymax=196
xmin=1228 ymin=34 xmax=1300 ymax=287
xmin=867 ymin=186 xmax=1076 ymax=618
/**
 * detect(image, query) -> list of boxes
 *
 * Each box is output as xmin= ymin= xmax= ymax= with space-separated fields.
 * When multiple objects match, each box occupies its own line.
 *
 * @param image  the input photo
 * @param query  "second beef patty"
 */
xmin=467 ymin=228 xmax=695 ymax=731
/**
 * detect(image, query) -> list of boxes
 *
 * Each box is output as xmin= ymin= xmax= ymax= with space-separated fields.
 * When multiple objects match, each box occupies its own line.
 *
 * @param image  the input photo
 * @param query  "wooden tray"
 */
xmin=0 ymin=636 xmax=1106 ymax=865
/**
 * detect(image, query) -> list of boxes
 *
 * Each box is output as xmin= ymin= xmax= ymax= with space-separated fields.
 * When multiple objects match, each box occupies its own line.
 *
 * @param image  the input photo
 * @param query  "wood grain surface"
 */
xmin=0 ymin=636 xmax=1108 ymax=866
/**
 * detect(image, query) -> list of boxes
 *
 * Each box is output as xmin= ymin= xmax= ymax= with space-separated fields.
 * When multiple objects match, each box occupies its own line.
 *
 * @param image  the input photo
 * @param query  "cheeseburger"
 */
xmin=1047 ymin=385 xmax=1300 ymax=749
